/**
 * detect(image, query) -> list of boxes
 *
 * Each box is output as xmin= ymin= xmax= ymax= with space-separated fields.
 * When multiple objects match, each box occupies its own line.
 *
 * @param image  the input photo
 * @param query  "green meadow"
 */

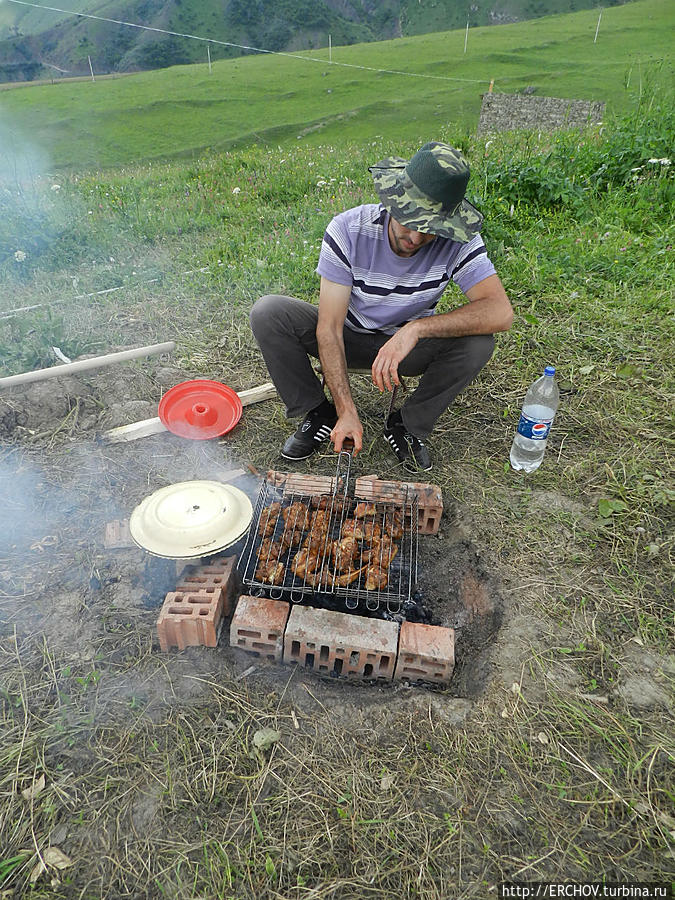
xmin=0 ymin=0 xmax=672 ymax=171
xmin=0 ymin=2 xmax=673 ymax=897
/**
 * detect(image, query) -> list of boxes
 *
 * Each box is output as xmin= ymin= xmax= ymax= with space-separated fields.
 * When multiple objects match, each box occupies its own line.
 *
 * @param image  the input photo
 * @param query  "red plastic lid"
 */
xmin=158 ymin=380 xmax=243 ymax=440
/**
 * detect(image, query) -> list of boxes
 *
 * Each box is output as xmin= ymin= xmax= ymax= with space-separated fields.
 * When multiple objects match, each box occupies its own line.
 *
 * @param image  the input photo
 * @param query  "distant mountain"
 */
xmin=0 ymin=0 xmax=624 ymax=83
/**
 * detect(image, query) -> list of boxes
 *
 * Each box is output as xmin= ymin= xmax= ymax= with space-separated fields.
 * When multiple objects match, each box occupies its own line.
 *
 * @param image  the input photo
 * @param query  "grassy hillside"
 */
xmin=0 ymin=0 xmax=636 ymax=82
xmin=0 ymin=0 xmax=671 ymax=172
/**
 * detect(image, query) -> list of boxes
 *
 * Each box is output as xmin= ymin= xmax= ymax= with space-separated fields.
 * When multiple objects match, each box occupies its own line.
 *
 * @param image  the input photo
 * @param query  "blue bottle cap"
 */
xmin=544 ymin=365 xmax=556 ymax=376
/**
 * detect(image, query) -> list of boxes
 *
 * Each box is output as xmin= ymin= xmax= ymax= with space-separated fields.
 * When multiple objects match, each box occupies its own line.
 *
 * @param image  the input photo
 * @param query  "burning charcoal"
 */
xmin=257 ymin=501 xmax=282 ymax=537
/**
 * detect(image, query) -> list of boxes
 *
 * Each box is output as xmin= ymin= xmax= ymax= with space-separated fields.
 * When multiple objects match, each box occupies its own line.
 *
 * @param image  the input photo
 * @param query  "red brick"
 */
xmin=229 ymin=595 xmax=290 ymax=661
xmin=284 ymin=605 xmax=399 ymax=680
xmin=266 ymin=471 xmax=443 ymax=535
xmin=156 ymin=588 xmax=224 ymax=651
xmin=394 ymin=621 xmax=455 ymax=684
xmin=177 ymin=555 xmax=239 ymax=615
xmin=356 ymin=476 xmax=443 ymax=535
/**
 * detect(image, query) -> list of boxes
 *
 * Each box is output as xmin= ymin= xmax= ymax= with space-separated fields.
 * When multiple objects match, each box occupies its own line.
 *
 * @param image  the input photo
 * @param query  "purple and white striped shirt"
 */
xmin=316 ymin=203 xmax=496 ymax=335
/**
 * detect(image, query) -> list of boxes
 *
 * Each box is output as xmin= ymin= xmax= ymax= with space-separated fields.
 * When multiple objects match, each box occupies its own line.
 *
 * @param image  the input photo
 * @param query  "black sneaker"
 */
xmin=383 ymin=412 xmax=432 ymax=472
xmin=281 ymin=408 xmax=337 ymax=460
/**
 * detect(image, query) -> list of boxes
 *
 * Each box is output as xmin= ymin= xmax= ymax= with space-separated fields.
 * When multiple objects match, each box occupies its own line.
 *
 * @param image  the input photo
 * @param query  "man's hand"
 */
xmin=371 ymin=323 xmax=420 ymax=392
xmin=330 ymin=411 xmax=363 ymax=454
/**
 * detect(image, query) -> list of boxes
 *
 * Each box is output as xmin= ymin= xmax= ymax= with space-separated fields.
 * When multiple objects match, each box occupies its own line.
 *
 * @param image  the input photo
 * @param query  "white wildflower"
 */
xmin=14 ymin=250 xmax=27 ymax=262
xmin=232 ymin=187 xmax=241 ymax=194
xmin=316 ymin=180 xmax=327 ymax=187
xmin=648 ymin=158 xmax=671 ymax=166
xmin=50 ymin=184 xmax=61 ymax=192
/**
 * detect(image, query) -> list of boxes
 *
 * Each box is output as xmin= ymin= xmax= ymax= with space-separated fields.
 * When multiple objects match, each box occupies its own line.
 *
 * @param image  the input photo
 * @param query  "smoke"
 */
xmin=0 ymin=109 xmax=54 ymax=270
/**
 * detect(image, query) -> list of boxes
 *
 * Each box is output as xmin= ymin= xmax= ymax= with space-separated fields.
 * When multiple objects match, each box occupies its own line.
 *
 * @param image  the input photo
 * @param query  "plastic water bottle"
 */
xmin=510 ymin=366 xmax=559 ymax=473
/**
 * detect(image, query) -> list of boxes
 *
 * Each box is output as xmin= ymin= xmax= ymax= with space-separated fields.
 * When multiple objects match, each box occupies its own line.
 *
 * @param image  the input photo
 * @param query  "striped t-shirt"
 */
xmin=316 ymin=203 xmax=496 ymax=335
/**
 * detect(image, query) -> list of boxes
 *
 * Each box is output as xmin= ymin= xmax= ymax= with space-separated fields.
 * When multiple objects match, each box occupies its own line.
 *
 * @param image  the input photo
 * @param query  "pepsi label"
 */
xmin=517 ymin=413 xmax=552 ymax=440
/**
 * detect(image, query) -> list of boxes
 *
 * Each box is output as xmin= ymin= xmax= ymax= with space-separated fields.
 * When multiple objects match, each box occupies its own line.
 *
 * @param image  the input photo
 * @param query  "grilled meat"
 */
xmin=258 ymin=538 xmax=282 ymax=560
xmin=254 ymin=559 xmax=285 ymax=585
xmin=382 ymin=509 xmax=404 ymax=540
xmin=341 ymin=518 xmax=365 ymax=541
xmin=282 ymin=501 xmax=311 ymax=531
xmin=354 ymin=501 xmax=378 ymax=518
xmin=366 ymin=536 xmax=398 ymax=566
xmin=291 ymin=548 xmax=319 ymax=579
xmin=364 ymin=565 xmax=388 ymax=591
xmin=333 ymin=565 xmax=367 ymax=587
xmin=257 ymin=501 xmax=282 ymax=537
xmin=331 ymin=535 xmax=359 ymax=571
xmin=362 ymin=521 xmax=382 ymax=544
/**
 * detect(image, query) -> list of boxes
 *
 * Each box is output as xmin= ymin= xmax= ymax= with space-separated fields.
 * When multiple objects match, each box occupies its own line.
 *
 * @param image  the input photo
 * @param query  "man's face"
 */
xmin=388 ymin=217 xmax=436 ymax=257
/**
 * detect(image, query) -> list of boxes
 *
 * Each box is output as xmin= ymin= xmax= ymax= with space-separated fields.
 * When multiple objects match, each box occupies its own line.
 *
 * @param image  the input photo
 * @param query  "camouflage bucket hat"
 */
xmin=369 ymin=141 xmax=483 ymax=242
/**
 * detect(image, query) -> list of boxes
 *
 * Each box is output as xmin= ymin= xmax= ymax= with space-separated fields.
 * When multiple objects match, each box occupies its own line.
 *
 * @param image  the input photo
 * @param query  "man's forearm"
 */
xmin=317 ymin=331 xmax=357 ymax=417
xmin=412 ymin=295 xmax=514 ymax=339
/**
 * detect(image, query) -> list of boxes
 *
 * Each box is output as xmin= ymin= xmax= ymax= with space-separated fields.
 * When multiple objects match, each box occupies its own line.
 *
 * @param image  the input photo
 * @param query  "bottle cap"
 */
xmin=544 ymin=365 xmax=556 ymax=376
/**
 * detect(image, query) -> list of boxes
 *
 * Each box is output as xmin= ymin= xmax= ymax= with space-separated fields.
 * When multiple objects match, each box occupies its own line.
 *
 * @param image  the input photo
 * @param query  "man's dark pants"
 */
xmin=250 ymin=294 xmax=495 ymax=440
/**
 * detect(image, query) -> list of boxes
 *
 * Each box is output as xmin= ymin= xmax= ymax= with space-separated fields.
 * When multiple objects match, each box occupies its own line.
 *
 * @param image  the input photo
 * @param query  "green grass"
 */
xmin=0 ymin=0 xmax=673 ymax=170
xmin=0 ymin=31 xmax=673 ymax=900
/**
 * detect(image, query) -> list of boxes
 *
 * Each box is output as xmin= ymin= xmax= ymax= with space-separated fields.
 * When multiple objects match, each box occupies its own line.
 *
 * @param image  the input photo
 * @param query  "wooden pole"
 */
xmin=0 ymin=341 xmax=176 ymax=390
xmin=88 ymin=55 xmax=95 ymax=82
xmin=488 ymin=79 xmax=494 ymax=93
xmin=464 ymin=17 xmax=469 ymax=54
xmin=329 ymin=34 xmax=332 ymax=63
xmin=594 ymin=9 xmax=602 ymax=43
xmin=207 ymin=43 xmax=212 ymax=74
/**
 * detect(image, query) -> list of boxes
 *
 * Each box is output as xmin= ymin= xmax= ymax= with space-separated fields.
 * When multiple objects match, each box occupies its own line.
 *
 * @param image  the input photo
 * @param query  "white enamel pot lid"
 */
xmin=129 ymin=480 xmax=253 ymax=559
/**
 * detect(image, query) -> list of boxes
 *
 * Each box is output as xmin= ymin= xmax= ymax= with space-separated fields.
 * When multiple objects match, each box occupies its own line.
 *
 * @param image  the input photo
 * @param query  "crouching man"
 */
xmin=250 ymin=141 xmax=513 ymax=471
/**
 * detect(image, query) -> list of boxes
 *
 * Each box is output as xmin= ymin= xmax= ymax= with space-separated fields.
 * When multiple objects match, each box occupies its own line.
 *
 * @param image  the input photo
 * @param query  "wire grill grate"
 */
xmin=240 ymin=470 xmax=418 ymax=615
